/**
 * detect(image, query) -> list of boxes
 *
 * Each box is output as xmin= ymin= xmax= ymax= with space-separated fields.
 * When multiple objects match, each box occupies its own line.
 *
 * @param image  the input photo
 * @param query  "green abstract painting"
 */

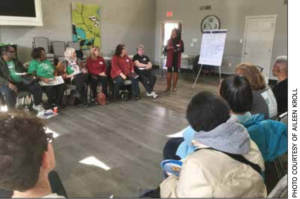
xmin=71 ymin=3 xmax=100 ymax=50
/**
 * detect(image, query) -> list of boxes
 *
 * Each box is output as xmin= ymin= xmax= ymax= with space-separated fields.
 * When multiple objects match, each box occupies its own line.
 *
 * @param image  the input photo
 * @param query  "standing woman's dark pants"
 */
xmin=113 ymin=76 xmax=140 ymax=100
xmin=43 ymin=84 xmax=66 ymax=105
xmin=71 ymin=73 xmax=88 ymax=102
xmin=167 ymin=65 xmax=179 ymax=73
xmin=90 ymin=75 xmax=108 ymax=98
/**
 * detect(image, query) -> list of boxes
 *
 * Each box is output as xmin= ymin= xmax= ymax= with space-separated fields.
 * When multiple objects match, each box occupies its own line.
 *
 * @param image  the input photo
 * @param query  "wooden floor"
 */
xmin=47 ymin=73 xmax=220 ymax=197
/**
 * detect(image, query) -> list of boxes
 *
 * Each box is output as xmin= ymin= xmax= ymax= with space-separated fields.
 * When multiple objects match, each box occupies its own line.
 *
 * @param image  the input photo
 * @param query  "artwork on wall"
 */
xmin=71 ymin=3 xmax=100 ymax=50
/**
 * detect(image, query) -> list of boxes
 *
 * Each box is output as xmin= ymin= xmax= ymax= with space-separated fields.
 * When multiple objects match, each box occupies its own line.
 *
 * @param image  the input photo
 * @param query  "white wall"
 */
xmin=155 ymin=0 xmax=287 ymax=80
xmin=0 ymin=0 xmax=156 ymax=62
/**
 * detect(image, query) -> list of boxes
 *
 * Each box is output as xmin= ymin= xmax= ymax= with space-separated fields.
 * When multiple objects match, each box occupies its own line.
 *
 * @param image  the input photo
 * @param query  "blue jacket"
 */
xmin=242 ymin=114 xmax=287 ymax=162
xmin=176 ymin=114 xmax=287 ymax=162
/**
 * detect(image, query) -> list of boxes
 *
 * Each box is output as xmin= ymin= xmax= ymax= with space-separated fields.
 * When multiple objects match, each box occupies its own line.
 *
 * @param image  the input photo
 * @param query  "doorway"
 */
xmin=242 ymin=15 xmax=277 ymax=83
xmin=158 ymin=21 xmax=182 ymax=59
xmin=157 ymin=21 xmax=182 ymax=76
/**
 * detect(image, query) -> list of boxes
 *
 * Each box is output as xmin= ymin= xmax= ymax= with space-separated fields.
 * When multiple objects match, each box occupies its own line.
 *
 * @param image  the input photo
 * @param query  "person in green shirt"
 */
xmin=0 ymin=46 xmax=44 ymax=112
xmin=28 ymin=47 xmax=66 ymax=108
xmin=59 ymin=47 xmax=88 ymax=106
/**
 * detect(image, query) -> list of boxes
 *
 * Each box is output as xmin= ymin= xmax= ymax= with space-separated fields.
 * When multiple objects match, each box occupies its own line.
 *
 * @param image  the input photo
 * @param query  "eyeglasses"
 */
xmin=46 ymin=133 xmax=54 ymax=143
xmin=8 ymin=51 xmax=16 ymax=53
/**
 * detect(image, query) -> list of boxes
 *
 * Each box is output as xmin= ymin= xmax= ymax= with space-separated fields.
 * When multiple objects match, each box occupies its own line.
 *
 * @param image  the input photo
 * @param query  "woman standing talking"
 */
xmin=165 ymin=28 xmax=184 ymax=92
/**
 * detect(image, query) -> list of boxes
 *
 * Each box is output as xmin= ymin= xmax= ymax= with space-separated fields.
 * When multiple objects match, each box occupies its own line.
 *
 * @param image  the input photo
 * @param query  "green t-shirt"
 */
xmin=28 ymin=59 xmax=55 ymax=78
xmin=67 ymin=65 xmax=75 ymax=75
xmin=6 ymin=60 xmax=22 ymax=83
xmin=66 ymin=60 xmax=81 ymax=75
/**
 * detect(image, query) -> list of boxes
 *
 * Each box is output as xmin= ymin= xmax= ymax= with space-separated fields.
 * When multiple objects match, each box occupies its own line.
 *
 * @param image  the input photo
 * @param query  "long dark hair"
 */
xmin=171 ymin=28 xmax=181 ymax=46
xmin=114 ymin=44 xmax=125 ymax=57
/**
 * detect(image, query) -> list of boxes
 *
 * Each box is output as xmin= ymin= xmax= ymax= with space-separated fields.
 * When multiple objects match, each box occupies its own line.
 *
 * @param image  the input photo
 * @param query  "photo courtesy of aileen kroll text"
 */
xmin=289 ymin=1 xmax=300 ymax=197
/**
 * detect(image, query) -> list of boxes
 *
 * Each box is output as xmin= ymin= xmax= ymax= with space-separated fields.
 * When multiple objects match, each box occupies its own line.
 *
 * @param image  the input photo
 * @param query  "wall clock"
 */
xmin=201 ymin=15 xmax=221 ymax=32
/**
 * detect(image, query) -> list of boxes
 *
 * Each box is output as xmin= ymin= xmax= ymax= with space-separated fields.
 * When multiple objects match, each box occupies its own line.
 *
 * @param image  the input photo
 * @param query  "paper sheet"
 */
xmin=15 ymin=72 xmax=28 ymax=76
xmin=37 ymin=110 xmax=58 ymax=120
xmin=261 ymin=89 xmax=278 ymax=118
xmin=199 ymin=30 xmax=228 ymax=67
xmin=167 ymin=127 xmax=189 ymax=138
xmin=39 ymin=76 xmax=65 ymax=87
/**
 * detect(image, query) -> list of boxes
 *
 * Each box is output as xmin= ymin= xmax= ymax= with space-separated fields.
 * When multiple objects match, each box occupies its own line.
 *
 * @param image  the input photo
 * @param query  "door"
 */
xmin=158 ymin=21 xmax=182 ymax=59
xmin=242 ymin=15 xmax=277 ymax=83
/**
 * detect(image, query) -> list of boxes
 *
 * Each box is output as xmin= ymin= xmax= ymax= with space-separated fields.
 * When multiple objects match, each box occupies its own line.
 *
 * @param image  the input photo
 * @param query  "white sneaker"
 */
xmin=146 ymin=92 xmax=154 ymax=97
xmin=33 ymin=104 xmax=45 ymax=113
xmin=146 ymin=92 xmax=158 ymax=99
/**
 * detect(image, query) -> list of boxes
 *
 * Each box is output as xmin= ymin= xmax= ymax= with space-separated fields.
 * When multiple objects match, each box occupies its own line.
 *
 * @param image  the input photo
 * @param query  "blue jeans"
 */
xmin=113 ymin=76 xmax=140 ymax=100
xmin=0 ymin=82 xmax=43 ymax=109
xmin=0 ymin=85 xmax=17 ymax=108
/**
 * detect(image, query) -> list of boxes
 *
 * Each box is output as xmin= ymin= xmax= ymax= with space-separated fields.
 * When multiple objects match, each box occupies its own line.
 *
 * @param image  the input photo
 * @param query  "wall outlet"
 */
xmin=190 ymin=43 xmax=194 ymax=47
xmin=228 ymin=63 xmax=232 ymax=67
xmin=192 ymin=38 xmax=198 ymax=43
xmin=240 ymin=39 xmax=243 ymax=44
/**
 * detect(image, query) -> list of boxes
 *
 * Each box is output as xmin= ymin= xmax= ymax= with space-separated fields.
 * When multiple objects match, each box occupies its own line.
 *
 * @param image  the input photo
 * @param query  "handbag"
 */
xmin=96 ymin=92 xmax=107 ymax=106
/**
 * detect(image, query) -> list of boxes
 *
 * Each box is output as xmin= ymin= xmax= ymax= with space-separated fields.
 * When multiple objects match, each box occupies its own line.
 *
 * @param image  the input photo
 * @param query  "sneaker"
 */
xmin=146 ymin=92 xmax=154 ymax=97
xmin=147 ymin=92 xmax=158 ymax=99
xmin=32 ymin=104 xmax=45 ymax=113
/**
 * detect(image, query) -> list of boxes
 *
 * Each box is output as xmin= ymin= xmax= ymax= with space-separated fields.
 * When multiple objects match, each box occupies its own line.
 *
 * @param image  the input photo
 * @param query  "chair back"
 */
xmin=33 ymin=37 xmax=50 ymax=53
xmin=267 ymin=174 xmax=287 ymax=198
xmin=52 ymin=41 xmax=66 ymax=59
xmin=277 ymin=112 xmax=288 ymax=125
xmin=68 ymin=41 xmax=81 ymax=51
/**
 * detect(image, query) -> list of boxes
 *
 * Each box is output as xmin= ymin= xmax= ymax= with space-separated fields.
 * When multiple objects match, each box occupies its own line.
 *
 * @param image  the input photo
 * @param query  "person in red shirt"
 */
xmin=111 ymin=44 xmax=140 ymax=101
xmin=86 ymin=46 xmax=108 ymax=99
xmin=165 ymin=28 xmax=184 ymax=92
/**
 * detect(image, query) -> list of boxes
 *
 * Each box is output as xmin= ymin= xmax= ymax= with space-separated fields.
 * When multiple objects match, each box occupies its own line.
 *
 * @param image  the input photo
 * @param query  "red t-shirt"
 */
xmin=110 ymin=55 xmax=134 ymax=79
xmin=86 ymin=56 xmax=107 ymax=76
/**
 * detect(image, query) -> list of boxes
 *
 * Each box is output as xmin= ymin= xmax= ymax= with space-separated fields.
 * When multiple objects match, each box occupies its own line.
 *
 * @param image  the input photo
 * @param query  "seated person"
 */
xmin=166 ymin=76 xmax=287 ymax=163
xmin=58 ymin=47 xmax=88 ymax=106
xmin=0 ymin=46 xmax=44 ymax=112
xmin=219 ymin=76 xmax=287 ymax=162
xmin=111 ymin=44 xmax=140 ymax=101
xmin=0 ymin=112 xmax=64 ymax=198
xmin=133 ymin=45 xmax=157 ymax=99
xmin=235 ymin=63 xmax=277 ymax=119
xmin=235 ymin=63 xmax=278 ymax=119
xmin=86 ymin=46 xmax=109 ymax=100
xmin=28 ymin=47 xmax=66 ymax=109
xmin=160 ymin=92 xmax=266 ymax=198
xmin=272 ymin=56 xmax=288 ymax=115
